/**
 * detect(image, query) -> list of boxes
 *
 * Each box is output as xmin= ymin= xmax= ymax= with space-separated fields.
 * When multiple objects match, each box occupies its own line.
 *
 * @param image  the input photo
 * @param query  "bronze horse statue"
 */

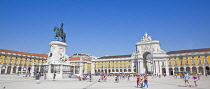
xmin=53 ymin=23 xmax=66 ymax=43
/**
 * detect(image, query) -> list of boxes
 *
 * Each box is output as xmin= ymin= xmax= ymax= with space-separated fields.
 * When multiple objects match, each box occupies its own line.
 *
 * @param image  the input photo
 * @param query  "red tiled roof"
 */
xmin=0 ymin=49 xmax=48 ymax=58
xmin=99 ymin=54 xmax=132 ymax=59
xmin=68 ymin=57 xmax=91 ymax=61
xmin=167 ymin=48 xmax=210 ymax=54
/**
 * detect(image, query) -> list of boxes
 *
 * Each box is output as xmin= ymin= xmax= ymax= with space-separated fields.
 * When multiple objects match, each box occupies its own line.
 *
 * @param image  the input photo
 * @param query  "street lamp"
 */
xmin=34 ymin=62 xmax=37 ymax=73
xmin=135 ymin=51 xmax=139 ymax=74
xmin=40 ymin=61 xmax=44 ymax=73
xmin=0 ymin=57 xmax=2 ymax=74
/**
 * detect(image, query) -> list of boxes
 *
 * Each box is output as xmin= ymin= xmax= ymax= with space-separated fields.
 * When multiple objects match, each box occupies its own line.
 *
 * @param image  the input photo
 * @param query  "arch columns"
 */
xmin=16 ymin=66 xmax=19 ymax=74
xmin=5 ymin=65 xmax=8 ymax=74
xmin=10 ymin=66 xmax=14 ymax=74
xmin=21 ymin=66 xmax=24 ymax=74
xmin=172 ymin=67 xmax=174 ymax=75
xmin=26 ymin=67 xmax=29 ymax=73
xmin=131 ymin=63 xmax=134 ymax=73
xmin=0 ymin=65 xmax=2 ymax=74
xmin=91 ymin=62 xmax=95 ymax=74
xmin=159 ymin=61 xmax=163 ymax=74
xmin=139 ymin=60 xmax=144 ymax=74
xmin=196 ymin=67 xmax=199 ymax=74
xmin=122 ymin=68 xmax=124 ymax=73
xmin=31 ymin=65 xmax=35 ymax=76
xmin=203 ymin=66 xmax=206 ymax=75
xmin=190 ymin=67 xmax=193 ymax=74
xmin=154 ymin=60 xmax=161 ymax=74
xmin=165 ymin=60 xmax=169 ymax=75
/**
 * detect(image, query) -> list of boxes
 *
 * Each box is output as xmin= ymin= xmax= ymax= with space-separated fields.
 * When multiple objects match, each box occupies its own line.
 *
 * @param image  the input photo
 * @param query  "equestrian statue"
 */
xmin=53 ymin=23 xmax=66 ymax=43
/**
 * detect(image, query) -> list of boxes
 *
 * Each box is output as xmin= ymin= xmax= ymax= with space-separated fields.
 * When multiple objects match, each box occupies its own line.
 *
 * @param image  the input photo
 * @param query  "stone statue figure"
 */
xmin=141 ymin=33 xmax=152 ymax=42
xmin=53 ymin=23 xmax=66 ymax=43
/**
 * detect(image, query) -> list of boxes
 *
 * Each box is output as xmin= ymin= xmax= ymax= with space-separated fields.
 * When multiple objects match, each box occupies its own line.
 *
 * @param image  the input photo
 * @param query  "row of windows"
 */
xmin=168 ymin=55 xmax=210 ymax=66
xmin=169 ymin=55 xmax=209 ymax=60
xmin=70 ymin=63 xmax=92 ymax=72
xmin=0 ymin=56 xmax=46 ymax=66
xmin=95 ymin=61 xmax=132 ymax=68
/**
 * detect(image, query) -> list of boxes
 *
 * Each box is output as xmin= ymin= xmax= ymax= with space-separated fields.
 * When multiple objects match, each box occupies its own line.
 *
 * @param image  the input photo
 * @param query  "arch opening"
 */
xmin=205 ymin=66 xmax=210 ymax=75
xmin=143 ymin=52 xmax=153 ymax=74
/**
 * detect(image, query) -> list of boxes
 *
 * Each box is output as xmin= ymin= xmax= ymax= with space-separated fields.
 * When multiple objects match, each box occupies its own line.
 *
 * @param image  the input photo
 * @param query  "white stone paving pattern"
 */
xmin=0 ymin=75 xmax=209 ymax=89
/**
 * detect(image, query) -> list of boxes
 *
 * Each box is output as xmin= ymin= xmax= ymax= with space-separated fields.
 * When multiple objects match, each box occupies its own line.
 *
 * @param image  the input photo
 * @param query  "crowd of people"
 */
xmin=135 ymin=74 xmax=149 ymax=89
xmin=172 ymin=72 xmax=209 ymax=87
xmin=75 ymin=72 xmax=210 ymax=88
xmin=16 ymin=71 xmax=209 ymax=87
xmin=18 ymin=71 xmax=54 ymax=84
xmin=77 ymin=74 xmax=92 ymax=82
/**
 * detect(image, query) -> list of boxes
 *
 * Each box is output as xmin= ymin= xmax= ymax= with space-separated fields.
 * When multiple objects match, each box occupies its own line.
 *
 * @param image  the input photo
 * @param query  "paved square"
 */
xmin=0 ymin=75 xmax=209 ymax=89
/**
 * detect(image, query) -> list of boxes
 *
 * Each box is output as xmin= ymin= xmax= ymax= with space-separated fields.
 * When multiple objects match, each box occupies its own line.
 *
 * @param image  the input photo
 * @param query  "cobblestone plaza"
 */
xmin=0 ymin=75 xmax=209 ymax=89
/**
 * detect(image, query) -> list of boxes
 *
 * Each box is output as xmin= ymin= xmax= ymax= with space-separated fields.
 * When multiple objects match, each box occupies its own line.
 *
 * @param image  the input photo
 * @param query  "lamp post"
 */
xmin=73 ymin=62 xmax=75 ymax=75
xmin=135 ymin=51 xmax=139 ymax=74
xmin=40 ymin=62 xmax=43 ymax=73
xmin=179 ymin=56 xmax=183 ymax=66
xmin=179 ymin=56 xmax=183 ymax=74
xmin=0 ymin=57 xmax=2 ymax=74
xmin=34 ymin=63 xmax=35 ymax=73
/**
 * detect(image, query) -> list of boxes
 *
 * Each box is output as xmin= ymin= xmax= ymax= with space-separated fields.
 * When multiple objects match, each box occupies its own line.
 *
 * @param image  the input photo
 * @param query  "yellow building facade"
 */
xmin=91 ymin=48 xmax=210 ymax=76
xmin=0 ymin=49 xmax=47 ymax=75
xmin=1 ymin=48 xmax=210 ymax=76
xmin=167 ymin=48 xmax=210 ymax=75
xmin=68 ymin=57 xmax=92 ymax=75
xmin=92 ymin=55 xmax=134 ymax=75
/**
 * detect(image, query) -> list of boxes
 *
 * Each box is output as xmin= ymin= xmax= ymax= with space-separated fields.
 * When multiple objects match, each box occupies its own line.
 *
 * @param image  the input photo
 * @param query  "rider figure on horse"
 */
xmin=54 ymin=23 xmax=66 ymax=43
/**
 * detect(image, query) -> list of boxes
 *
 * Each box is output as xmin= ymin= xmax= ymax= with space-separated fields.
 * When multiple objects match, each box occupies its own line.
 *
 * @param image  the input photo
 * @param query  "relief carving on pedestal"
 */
xmin=58 ymin=48 xmax=67 ymax=63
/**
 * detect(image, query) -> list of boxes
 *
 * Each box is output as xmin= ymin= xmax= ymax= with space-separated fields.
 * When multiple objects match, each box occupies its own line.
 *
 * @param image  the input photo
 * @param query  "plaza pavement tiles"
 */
xmin=0 ymin=75 xmax=209 ymax=89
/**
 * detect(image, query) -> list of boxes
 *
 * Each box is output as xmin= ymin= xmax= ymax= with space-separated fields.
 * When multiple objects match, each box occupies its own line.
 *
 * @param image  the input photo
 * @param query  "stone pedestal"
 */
xmin=48 ymin=41 xmax=68 ymax=64
xmin=45 ymin=41 xmax=70 ymax=79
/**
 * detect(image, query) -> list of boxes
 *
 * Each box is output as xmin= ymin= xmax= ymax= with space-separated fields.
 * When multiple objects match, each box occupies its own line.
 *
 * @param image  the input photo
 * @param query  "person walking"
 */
xmin=98 ymin=75 xmax=101 ymax=82
xmin=136 ymin=75 xmax=140 ymax=88
xmin=144 ymin=75 xmax=148 ymax=89
xmin=184 ymin=73 xmax=191 ymax=87
xmin=192 ymin=74 xmax=198 ymax=87
xmin=136 ymin=75 xmax=143 ymax=88
xmin=115 ymin=75 xmax=119 ymax=83
xmin=35 ymin=73 xmax=40 ymax=84
xmin=103 ymin=76 xmax=107 ymax=82
xmin=78 ymin=76 xmax=81 ymax=81
xmin=205 ymin=73 xmax=208 ymax=78
xmin=53 ymin=73 xmax=56 ymax=81
xmin=197 ymin=73 xmax=201 ymax=80
xmin=89 ymin=74 xmax=92 ymax=82
xmin=44 ymin=73 xmax=47 ymax=80
xmin=128 ymin=75 xmax=131 ymax=81
xmin=29 ymin=73 xmax=31 ymax=77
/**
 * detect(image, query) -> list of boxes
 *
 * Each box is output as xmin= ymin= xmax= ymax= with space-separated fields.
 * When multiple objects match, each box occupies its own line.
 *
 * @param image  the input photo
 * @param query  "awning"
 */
xmin=110 ymin=72 xmax=135 ymax=74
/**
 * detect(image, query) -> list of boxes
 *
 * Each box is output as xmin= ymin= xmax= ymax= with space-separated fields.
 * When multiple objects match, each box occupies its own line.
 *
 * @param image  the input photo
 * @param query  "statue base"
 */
xmin=44 ymin=41 xmax=71 ymax=79
xmin=45 ymin=63 xmax=71 ymax=79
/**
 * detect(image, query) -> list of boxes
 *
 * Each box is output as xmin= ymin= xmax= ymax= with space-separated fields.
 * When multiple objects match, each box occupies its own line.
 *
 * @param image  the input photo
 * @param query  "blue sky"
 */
xmin=0 ymin=0 xmax=210 ymax=57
